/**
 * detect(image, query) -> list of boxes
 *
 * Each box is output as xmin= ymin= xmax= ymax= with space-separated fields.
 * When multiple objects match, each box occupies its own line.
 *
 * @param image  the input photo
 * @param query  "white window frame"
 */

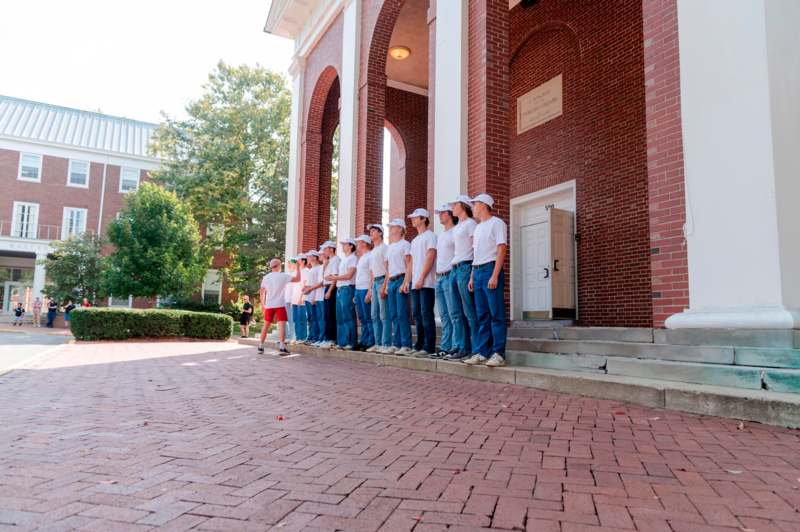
xmin=61 ymin=207 xmax=88 ymax=240
xmin=18 ymin=153 xmax=42 ymax=183
xmin=119 ymin=166 xmax=140 ymax=193
xmin=201 ymin=269 xmax=223 ymax=305
xmin=11 ymin=201 xmax=40 ymax=239
xmin=108 ymin=295 xmax=133 ymax=308
xmin=67 ymin=160 xmax=90 ymax=188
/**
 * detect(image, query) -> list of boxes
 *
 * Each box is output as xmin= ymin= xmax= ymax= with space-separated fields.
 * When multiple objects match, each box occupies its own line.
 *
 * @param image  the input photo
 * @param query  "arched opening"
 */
xmin=358 ymin=0 xmax=430 ymax=235
xmin=300 ymin=67 xmax=340 ymax=251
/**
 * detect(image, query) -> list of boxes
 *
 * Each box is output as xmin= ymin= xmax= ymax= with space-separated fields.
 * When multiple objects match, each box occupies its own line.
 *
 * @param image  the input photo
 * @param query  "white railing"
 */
xmin=0 ymin=221 xmax=94 ymax=241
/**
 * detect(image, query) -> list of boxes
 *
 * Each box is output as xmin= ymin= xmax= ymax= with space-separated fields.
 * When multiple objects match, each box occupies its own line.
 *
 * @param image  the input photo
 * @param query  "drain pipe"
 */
xmin=97 ymin=160 xmax=108 ymax=235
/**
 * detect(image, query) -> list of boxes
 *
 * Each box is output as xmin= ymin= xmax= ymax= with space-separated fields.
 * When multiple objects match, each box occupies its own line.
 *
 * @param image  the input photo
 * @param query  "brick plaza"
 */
xmin=1 ymin=340 xmax=799 ymax=531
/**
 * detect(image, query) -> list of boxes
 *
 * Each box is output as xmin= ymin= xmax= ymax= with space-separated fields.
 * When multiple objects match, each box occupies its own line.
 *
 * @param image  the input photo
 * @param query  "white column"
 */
xmin=33 ymin=252 xmax=46 ymax=301
xmin=336 ymin=0 xmax=361 ymax=241
xmin=432 ymin=0 xmax=467 ymax=230
xmin=284 ymin=56 xmax=305 ymax=261
xmin=666 ymin=0 xmax=800 ymax=329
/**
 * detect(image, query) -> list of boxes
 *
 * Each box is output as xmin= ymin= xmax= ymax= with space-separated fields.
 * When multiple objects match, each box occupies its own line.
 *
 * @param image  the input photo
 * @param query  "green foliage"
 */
xmin=105 ymin=183 xmax=209 ymax=299
xmin=41 ymin=233 xmax=107 ymax=304
xmin=150 ymin=62 xmax=291 ymax=297
xmin=70 ymin=308 xmax=231 ymax=341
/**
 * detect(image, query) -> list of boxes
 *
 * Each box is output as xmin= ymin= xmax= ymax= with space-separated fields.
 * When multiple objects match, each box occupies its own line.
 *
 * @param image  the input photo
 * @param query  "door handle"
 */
xmin=553 ymin=259 xmax=560 ymax=272
xmin=543 ymin=267 xmax=550 ymax=279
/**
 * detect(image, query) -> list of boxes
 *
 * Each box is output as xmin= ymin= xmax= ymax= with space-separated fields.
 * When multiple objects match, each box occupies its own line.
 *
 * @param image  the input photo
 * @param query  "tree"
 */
xmin=150 ymin=61 xmax=291 ymax=296
xmin=105 ymin=183 xmax=208 ymax=299
xmin=41 ymin=232 xmax=107 ymax=304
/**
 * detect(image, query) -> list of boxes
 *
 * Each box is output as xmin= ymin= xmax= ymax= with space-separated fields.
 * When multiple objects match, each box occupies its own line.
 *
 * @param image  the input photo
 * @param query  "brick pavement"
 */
xmin=1 ymin=340 xmax=799 ymax=531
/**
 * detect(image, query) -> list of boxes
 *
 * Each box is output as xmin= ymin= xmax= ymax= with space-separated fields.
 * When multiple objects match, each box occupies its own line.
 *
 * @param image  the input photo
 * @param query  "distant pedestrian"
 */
xmin=239 ymin=295 xmax=253 ymax=338
xmin=32 ymin=297 xmax=42 ymax=328
xmin=46 ymin=298 xmax=57 ymax=328
xmin=12 ymin=302 xmax=25 ymax=326
xmin=63 ymin=300 xmax=76 ymax=328
xmin=81 ymin=297 xmax=92 ymax=308
xmin=258 ymin=258 xmax=302 ymax=354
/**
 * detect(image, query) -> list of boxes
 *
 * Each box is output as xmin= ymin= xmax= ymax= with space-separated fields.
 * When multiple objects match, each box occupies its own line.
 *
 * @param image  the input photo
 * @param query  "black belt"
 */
xmin=389 ymin=274 xmax=404 ymax=282
xmin=436 ymin=271 xmax=451 ymax=278
xmin=374 ymin=275 xmax=386 ymax=282
xmin=472 ymin=261 xmax=495 ymax=271
xmin=454 ymin=260 xmax=473 ymax=268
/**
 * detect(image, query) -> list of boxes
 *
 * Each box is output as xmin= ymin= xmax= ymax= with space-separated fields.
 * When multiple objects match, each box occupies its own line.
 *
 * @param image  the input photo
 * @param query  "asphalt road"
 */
xmin=0 ymin=330 xmax=70 ymax=373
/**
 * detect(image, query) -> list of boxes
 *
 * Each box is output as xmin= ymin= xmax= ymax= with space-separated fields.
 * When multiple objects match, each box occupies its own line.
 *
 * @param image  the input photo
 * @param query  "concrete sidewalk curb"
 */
xmin=239 ymin=338 xmax=800 ymax=428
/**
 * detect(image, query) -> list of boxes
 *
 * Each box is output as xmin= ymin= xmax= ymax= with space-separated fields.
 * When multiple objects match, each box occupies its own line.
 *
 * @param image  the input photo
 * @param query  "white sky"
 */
xmin=0 ymin=0 xmax=294 ymax=123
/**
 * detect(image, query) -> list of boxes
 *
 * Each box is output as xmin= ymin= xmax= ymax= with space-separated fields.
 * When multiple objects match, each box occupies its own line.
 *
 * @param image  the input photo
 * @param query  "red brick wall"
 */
xmin=385 ymin=87 xmax=428 ymax=239
xmin=507 ymin=0 xmax=652 ymax=327
xmin=643 ymin=0 xmax=688 ymax=327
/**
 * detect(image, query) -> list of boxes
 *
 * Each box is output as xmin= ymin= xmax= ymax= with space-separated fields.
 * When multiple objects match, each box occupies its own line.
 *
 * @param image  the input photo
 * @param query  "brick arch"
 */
xmin=300 ymin=66 xmax=340 ymax=252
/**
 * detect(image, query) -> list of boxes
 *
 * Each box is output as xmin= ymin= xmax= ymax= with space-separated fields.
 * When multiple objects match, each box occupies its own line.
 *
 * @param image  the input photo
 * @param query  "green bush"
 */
xmin=70 ymin=308 xmax=232 ymax=341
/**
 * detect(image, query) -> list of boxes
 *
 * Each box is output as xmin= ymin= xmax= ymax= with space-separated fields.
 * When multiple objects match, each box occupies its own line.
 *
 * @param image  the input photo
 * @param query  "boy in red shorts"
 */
xmin=259 ymin=258 xmax=302 ymax=354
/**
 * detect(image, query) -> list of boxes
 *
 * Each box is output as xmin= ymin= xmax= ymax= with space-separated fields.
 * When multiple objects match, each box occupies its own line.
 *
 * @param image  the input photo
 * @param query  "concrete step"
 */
xmin=241 ymin=339 xmax=800 ymax=428
xmin=505 ymin=337 xmax=733 ymax=364
xmin=508 ymin=326 xmax=653 ymax=343
xmin=505 ymin=350 xmax=606 ymax=373
xmin=654 ymin=328 xmax=800 ymax=348
xmin=734 ymin=347 xmax=800 ymax=368
xmin=606 ymin=358 xmax=764 ymax=390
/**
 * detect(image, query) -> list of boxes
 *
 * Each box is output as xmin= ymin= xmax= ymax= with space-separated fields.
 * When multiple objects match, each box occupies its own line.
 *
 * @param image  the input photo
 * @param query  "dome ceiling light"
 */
xmin=389 ymin=46 xmax=411 ymax=60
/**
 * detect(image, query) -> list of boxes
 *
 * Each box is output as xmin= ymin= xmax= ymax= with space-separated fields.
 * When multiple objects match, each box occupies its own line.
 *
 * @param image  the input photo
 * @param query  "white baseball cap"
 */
xmin=320 ymin=241 xmax=336 ymax=250
xmin=407 ymin=208 xmax=430 ymax=219
xmin=434 ymin=203 xmax=453 ymax=214
xmin=387 ymin=218 xmax=406 ymax=228
xmin=356 ymin=234 xmax=371 ymax=244
xmin=450 ymin=194 xmax=473 ymax=206
xmin=306 ymin=250 xmax=320 ymax=258
xmin=296 ymin=253 xmax=307 ymax=260
xmin=471 ymin=193 xmax=495 ymax=208
xmin=342 ymin=237 xmax=356 ymax=246
xmin=366 ymin=223 xmax=383 ymax=232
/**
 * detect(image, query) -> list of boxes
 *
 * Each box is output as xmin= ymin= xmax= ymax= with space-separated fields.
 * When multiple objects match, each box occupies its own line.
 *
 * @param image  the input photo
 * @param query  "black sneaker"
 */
xmin=279 ymin=347 xmax=290 ymax=356
xmin=257 ymin=345 xmax=265 ymax=354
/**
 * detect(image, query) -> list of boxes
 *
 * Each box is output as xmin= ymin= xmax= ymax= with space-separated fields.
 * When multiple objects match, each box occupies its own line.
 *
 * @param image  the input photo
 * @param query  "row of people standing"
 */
xmin=271 ymin=193 xmax=508 ymax=367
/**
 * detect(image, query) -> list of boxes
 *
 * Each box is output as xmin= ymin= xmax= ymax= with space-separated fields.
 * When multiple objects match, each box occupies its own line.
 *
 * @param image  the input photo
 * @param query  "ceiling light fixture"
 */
xmin=389 ymin=46 xmax=411 ymax=60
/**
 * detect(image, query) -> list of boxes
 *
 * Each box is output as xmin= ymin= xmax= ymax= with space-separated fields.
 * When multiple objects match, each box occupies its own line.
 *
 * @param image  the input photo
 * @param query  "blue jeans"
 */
xmin=324 ymin=286 xmax=337 ymax=342
xmin=354 ymin=289 xmax=375 ymax=347
xmin=304 ymin=301 xmax=316 ymax=342
xmin=411 ymin=287 xmax=436 ymax=353
xmin=437 ymin=271 xmax=467 ymax=353
xmin=285 ymin=303 xmax=294 ymax=340
xmin=472 ymin=263 xmax=506 ymax=357
xmin=292 ymin=304 xmax=307 ymax=341
xmin=371 ymin=277 xmax=389 ymax=346
xmin=435 ymin=277 xmax=453 ymax=352
xmin=336 ymin=285 xmax=357 ymax=347
xmin=452 ymin=261 xmax=477 ymax=353
xmin=306 ymin=301 xmax=323 ymax=342
xmin=386 ymin=276 xmax=411 ymax=348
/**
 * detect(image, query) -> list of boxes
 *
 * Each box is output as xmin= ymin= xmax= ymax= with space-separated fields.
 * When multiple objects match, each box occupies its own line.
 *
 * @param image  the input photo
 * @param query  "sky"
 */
xmin=0 ymin=0 xmax=294 ymax=124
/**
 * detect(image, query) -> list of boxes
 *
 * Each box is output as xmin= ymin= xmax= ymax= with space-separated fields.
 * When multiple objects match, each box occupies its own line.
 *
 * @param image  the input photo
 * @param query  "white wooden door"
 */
xmin=549 ymin=208 xmax=576 ymax=315
xmin=521 ymin=222 xmax=550 ymax=316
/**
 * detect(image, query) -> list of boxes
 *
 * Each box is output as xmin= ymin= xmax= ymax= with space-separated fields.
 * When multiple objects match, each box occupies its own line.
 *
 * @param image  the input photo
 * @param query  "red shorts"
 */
xmin=263 ymin=306 xmax=288 ymax=323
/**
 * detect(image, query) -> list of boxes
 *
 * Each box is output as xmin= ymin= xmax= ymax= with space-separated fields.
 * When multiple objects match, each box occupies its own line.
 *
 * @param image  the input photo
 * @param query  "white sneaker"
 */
xmin=382 ymin=346 xmax=397 ymax=354
xmin=463 ymin=354 xmax=487 ymax=366
xmin=395 ymin=347 xmax=413 ymax=356
xmin=411 ymin=349 xmax=429 ymax=357
xmin=343 ymin=345 xmax=354 ymax=351
xmin=485 ymin=353 xmax=506 ymax=367
xmin=366 ymin=345 xmax=378 ymax=353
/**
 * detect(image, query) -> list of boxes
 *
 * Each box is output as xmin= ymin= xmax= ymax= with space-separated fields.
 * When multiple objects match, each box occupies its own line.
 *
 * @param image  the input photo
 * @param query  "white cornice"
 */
xmin=387 ymin=79 xmax=429 ymax=97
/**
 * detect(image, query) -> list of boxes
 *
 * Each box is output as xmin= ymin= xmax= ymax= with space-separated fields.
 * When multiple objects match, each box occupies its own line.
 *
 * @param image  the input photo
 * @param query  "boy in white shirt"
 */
xmin=464 ymin=194 xmax=508 ymax=367
xmin=365 ymin=224 xmax=389 ymax=352
xmin=292 ymin=255 xmax=309 ymax=344
xmin=354 ymin=235 xmax=375 ymax=350
xmin=327 ymin=238 xmax=358 ymax=349
xmin=433 ymin=203 xmax=467 ymax=359
xmin=448 ymin=195 xmax=479 ymax=360
xmin=381 ymin=219 xmax=413 ymax=355
xmin=408 ymin=208 xmax=437 ymax=356
xmin=320 ymin=241 xmax=340 ymax=347
xmin=284 ymin=261 xmax=297 ymax=343
xmin=258 ymin=258 xmax=301 ymax=354
xmin=303 ymin=250 xmax=325 ymax=345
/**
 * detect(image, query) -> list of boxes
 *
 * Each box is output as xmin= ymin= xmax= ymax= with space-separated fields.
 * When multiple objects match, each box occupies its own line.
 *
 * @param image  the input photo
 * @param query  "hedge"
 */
xmin=70 ymin=308 xmax=232 ymax=341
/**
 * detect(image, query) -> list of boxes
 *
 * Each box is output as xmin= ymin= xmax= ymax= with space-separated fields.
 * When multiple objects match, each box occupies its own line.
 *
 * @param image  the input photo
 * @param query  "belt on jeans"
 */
xmin=472 ymin=261 xmax=495 ymax=271
xmin=436 ymin=271 xmax=451 ymax=278
xmin=374 ymin=275 xmax=385 ymax=282
xmin=389 ymin=274 xmax=404 ymax=282
xmin=454 ymin=260 xmax=473 ymax=268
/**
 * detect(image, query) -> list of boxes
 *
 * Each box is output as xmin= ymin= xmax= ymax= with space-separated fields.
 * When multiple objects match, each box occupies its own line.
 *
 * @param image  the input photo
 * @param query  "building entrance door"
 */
xmin=521 ymin=222 xmax=550 ymax=319
xmin=3 ymin=282 xmax=24 ymax=313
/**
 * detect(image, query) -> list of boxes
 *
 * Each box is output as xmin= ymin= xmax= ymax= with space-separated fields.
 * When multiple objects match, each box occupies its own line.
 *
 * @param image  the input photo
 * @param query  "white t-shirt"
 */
xmin=386 ymin=239 xmax=411 ymax=277
xmin=355 ymin=252 xmax=372 ymax=290
xmin=337 ymin=254 xmax=358 ymax=287
xmin=284 ymin=281 xmax=294 ymax=304
xmin=307 ymin=265 xmax=324 ymax=301
xmin=369 ymin=242 xmax=388 ymax=278
xmin=473 ymin=216 xmax=508 ymax=266
xmin=292 ymin=280 xmax=304 ymax=305
xmin=436 ymin=227 xmax=455 ymax=274
xmin=261 ymin=272 xmax=293 ymax=309
xmin=298 ymin=268 xmax=310 ymax=303
xmin=411 ymin=230 xmax=437 ymax=289
xmin=451 ymin=217 xmax=477 ymax=265
xmin=323 ymin=255 xmax=340 ymax=286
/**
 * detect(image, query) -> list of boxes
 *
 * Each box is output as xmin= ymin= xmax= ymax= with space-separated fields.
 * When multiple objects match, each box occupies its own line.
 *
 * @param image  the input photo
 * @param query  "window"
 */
xmin=68 ymin=160 xmax=90 ymax=188
xmin=201 ymin=269 xmax=222 ymax=305
xmin=62 ymin=207 xmax=87 ymax=239
xmin=108 ymin=295 xmax=132 ymax=308
xmin=11 ymin=202 xmax=39 ymax=239
xmin=18 ymin=153 xmax=42 ymax=182
xmin=120 ymin=167 xmax=140 ymax=192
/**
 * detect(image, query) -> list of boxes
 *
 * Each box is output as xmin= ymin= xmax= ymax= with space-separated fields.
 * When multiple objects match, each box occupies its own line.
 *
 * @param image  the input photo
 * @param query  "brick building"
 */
xmin=0 ymin=96 xmax=230 ymax=314
xmin=267 ymin=0 xmax=800 ymax=332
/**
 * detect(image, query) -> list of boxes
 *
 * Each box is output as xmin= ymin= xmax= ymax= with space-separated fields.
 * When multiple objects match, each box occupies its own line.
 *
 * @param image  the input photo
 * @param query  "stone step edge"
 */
xmin=238 ymin=339 xmax=800 ymax=429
